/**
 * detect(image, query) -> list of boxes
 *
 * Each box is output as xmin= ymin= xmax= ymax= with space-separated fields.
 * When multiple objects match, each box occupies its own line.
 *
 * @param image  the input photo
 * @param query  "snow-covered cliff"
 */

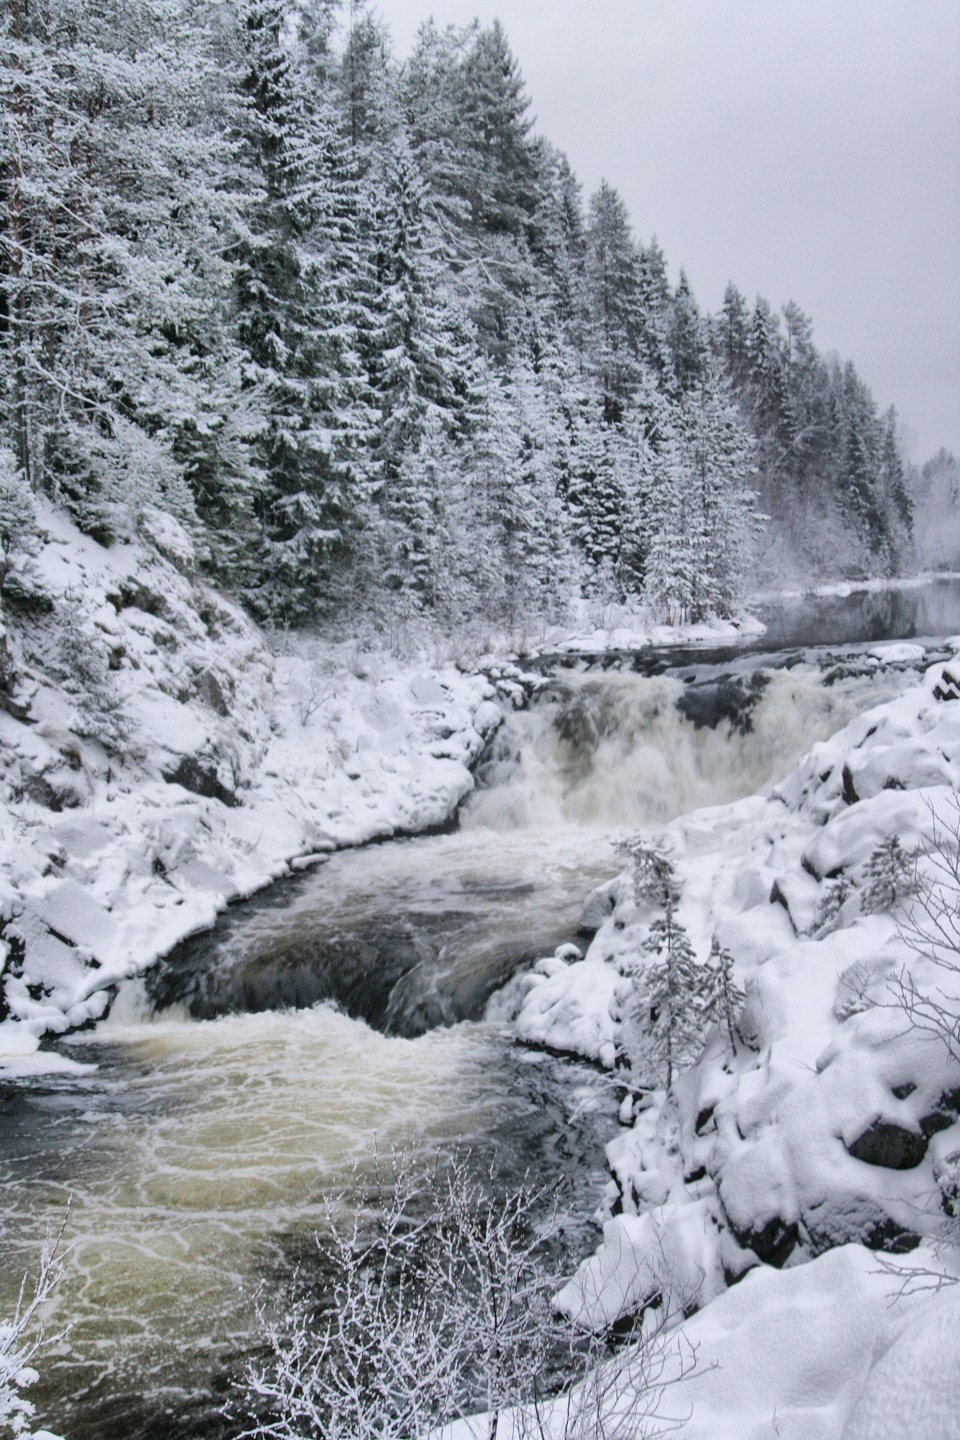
xmin=0 ymin=504 xmax=500 ymax=1074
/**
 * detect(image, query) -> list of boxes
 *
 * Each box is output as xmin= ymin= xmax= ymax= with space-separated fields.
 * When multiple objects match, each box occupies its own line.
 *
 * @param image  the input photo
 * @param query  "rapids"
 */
xmin=3 ymin=581 xmax=959 ymax=1440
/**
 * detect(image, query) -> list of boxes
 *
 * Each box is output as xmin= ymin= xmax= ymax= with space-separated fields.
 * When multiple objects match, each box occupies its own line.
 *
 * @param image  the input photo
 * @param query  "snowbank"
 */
xmin=512 ymin=654 xmax=960 ymax=1323
xmin=444 ymin=1245 xmax=960 ymax=1440
xmin=0 ymin=504 xmax=507 ymax=1073
xmin=522 ymin=608 xmax=766 ymax=658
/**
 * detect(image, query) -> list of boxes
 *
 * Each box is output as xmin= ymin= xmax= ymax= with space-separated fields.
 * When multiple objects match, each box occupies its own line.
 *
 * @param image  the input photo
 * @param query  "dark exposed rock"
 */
xmin=695 ymin=1104 xmax=716 ymax=1135
xmin=863 ymin=1215 xmax=921 ymax=1254
xmin=920 ymin=1087 xmax=960 ymax=1140
xmin=732 ymin=1214 xmax=800 ymax=1268
xmin=162 ymin=755 xmax=238 ymax=808
xmin=841 ymin=763 xmax=859 ymax=805
xmin=847 ymin=1120 xmax=927 ymax=1170
xmin=193 ymin=670 xmax=230 ymax=717
xmin=847 ymin=1089 xmax=960 ymax=1171
xmin=802 ymin=1193 xmax=921 ymax=1257
xmin=933 ymin=667 xmax=959 ymax=702
xmin=675 ymin=672 xmax=769 ymax=735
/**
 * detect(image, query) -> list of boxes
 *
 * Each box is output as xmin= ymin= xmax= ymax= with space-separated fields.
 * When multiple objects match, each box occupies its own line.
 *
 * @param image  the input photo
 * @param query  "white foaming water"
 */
xmin=1 ymin=1005 xmax=544 ymax=1437
xmin=0 ymin=650 xmax=922 ymax=1439
xmin=463 ymin=663 xmax=911 ymax=832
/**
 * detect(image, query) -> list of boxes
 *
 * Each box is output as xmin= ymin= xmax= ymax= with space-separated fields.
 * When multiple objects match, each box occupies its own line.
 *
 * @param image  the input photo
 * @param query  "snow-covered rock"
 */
xmin=0 ymin=503 xmax=494 ymax=1072
xmin=514 ymin=659 xmax=960 ymax=1325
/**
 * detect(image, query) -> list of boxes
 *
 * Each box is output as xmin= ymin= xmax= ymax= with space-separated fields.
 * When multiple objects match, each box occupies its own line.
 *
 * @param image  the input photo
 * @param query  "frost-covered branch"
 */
xmin=235 ymin=1150 xmax=697 ymax=1440
xmin=1 ymin=1222 xmax=69 ymax=1440
xmin=893 ymin=792 xmax=960 ymax=1064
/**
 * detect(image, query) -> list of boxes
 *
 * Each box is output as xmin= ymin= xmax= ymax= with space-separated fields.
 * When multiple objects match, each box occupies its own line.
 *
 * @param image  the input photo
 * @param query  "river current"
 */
xmin=3 ymin=579 xmax=960 ymax=1439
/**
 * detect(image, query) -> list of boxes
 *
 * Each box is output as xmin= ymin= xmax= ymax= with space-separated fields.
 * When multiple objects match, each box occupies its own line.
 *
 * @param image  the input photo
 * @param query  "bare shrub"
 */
xmin=236 ymin=1150 xmax=697 ymax=1440
xmin=893 ymin=792 xmax=960 ymax=1064
xmin=1 ymin=1221 xmax=69 ymax=1440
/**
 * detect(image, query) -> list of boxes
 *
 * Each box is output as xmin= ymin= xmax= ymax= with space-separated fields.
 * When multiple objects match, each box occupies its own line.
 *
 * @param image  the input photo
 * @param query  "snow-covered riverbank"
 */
xmin=493 ymin=643 xmax=960 ymax=1437
xmin=0 ymin=507 xmax=505 ymax=1074
xmin=514 ymin=647 xmax=960 ymax=1298
xmin=0 ymin=508 xmax=765 ymax=1076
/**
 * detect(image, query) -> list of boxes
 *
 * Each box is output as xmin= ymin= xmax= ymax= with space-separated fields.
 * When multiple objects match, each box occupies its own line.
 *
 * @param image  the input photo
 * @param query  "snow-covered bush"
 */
xmin=52 ymin=606 xmax=128 ymax=752
xmin=0 ymin=450 xmax=46 ymax=612
xmin=239 ymin=1153 xmax=558 ymax=1440
xmin=0 ymin=451 xmax=36 ymax=569
xmin=812 ymin=875 xmax=851 ymax=935
xmin=237 ymin=1152 xmax=690 ymax=1440
xmin=895 ymin=792 xmax=960 ymax=1064
xmin=0 ymin=1232 xmax=67 ymax=1440
xmin=861 ymin=835 xmax=915 ymax=915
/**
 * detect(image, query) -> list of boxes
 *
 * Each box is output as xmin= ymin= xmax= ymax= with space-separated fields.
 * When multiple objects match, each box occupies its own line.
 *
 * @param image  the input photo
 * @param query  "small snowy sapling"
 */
xmin=618 ymin=837 xmax=678 ymax=909
xmin=634 ymin=902 xmax=705 ymax=1090
xmin=813 ymin=875 xmax=851 ymax=934
xmin=707 ymin=937 xmax=745 ymax=1054
xmin=54 ymin=606 xmax=128 ymax=752
xmin=860 ymin=835 xmax=915 ymax=915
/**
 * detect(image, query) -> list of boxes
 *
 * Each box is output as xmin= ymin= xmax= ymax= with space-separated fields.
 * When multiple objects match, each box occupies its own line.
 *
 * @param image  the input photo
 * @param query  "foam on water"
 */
xmin=1 ymin=1006 xmax=555 ymax=1437
xmin=464 ymin=662 xmax=912 ymax=832
xmin=0 ymin=645 xmax=928 ymax=1438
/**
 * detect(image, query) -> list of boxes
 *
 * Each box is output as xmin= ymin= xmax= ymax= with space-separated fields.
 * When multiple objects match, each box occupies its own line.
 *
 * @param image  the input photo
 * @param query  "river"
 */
xmin=2 ymin=578 xmax=960 ymax=1440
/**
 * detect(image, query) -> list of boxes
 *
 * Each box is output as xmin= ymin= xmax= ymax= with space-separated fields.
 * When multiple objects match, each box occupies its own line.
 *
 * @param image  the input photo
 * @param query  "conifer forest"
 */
xmin=0 ymin=0 xmax=929 ymax=638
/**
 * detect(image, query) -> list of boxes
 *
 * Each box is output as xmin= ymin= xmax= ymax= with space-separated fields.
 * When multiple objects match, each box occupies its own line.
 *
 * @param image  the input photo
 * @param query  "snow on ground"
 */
xmin=0 ymin=508 xmax=773 ymax=1075
xmin=445 ymin=1243 xmax=960 ymax=1440
xmin=0 ymin=503 xmax=513 ymax=1074
xmin=509 ymin=649 xmax=960 ymax=1337
xmin=521 ymin=596 xmax=765 ymax=657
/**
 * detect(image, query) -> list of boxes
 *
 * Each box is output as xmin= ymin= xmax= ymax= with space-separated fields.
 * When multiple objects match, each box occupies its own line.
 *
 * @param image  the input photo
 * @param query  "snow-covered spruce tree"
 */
xmin=634 ymin=237 xmax=673 ymax=385
xmin=861 ymin=835 xmax=915 ymax=915
xmin=814 ymin=875 xmax=852 ymax=935
xmin=641 ymin=428 xmax=697 ymax=625
xmin=583 ymin=180 xmax=642 ymax=425
xmin=466 ymin=358 xmax=575 ymax=630
xmin=0 ymin=0 xmax=251 ymax=548
xmin=634 ymin=902 xmax=705 ymax=1091
xmin=235 ymin=0 xmax=381 ymax=623
xmin=617 ymin=836 xmax=678 ymax=909
xmin=715 ymin=282 xmax=751 ymax=390
xmin=53 ymin=606 xmax=127 ymax=752
xmin=638 ymin=370 xmax=760 ymax=624
xmin=668 ymin=270 xmax=707 ymax=395
xmin=0 ymin=444 xmax=36 ymax=596
xmin=707 ymin=937 xmax=746 ymax=1055
xmin=563 ymin=404 xmax=630 ymax=598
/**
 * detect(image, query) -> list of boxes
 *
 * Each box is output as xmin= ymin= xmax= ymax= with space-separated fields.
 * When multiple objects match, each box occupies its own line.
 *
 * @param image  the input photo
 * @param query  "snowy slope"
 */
xmin=510 ymin=650 xmax=960 ymax=1321
xmin=0 ymin=504 xmax=503 ymax=1074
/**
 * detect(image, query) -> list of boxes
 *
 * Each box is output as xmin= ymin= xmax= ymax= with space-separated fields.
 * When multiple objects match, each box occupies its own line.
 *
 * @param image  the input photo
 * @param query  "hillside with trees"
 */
xmin=0 ymin=0 xmax=931 ymax=640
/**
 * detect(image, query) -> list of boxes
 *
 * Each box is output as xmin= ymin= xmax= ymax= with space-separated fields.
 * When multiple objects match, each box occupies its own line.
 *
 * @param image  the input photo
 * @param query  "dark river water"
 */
xmin=2 ymin=577 xmax=958 ymax=1440
xmin=754 ymin=576 xmax=960 ymax=650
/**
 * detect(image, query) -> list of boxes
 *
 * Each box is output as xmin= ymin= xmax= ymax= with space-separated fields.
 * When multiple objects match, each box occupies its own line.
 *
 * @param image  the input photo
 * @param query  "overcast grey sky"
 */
xmin=374 ymin=0 xmax=960 ymax=462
